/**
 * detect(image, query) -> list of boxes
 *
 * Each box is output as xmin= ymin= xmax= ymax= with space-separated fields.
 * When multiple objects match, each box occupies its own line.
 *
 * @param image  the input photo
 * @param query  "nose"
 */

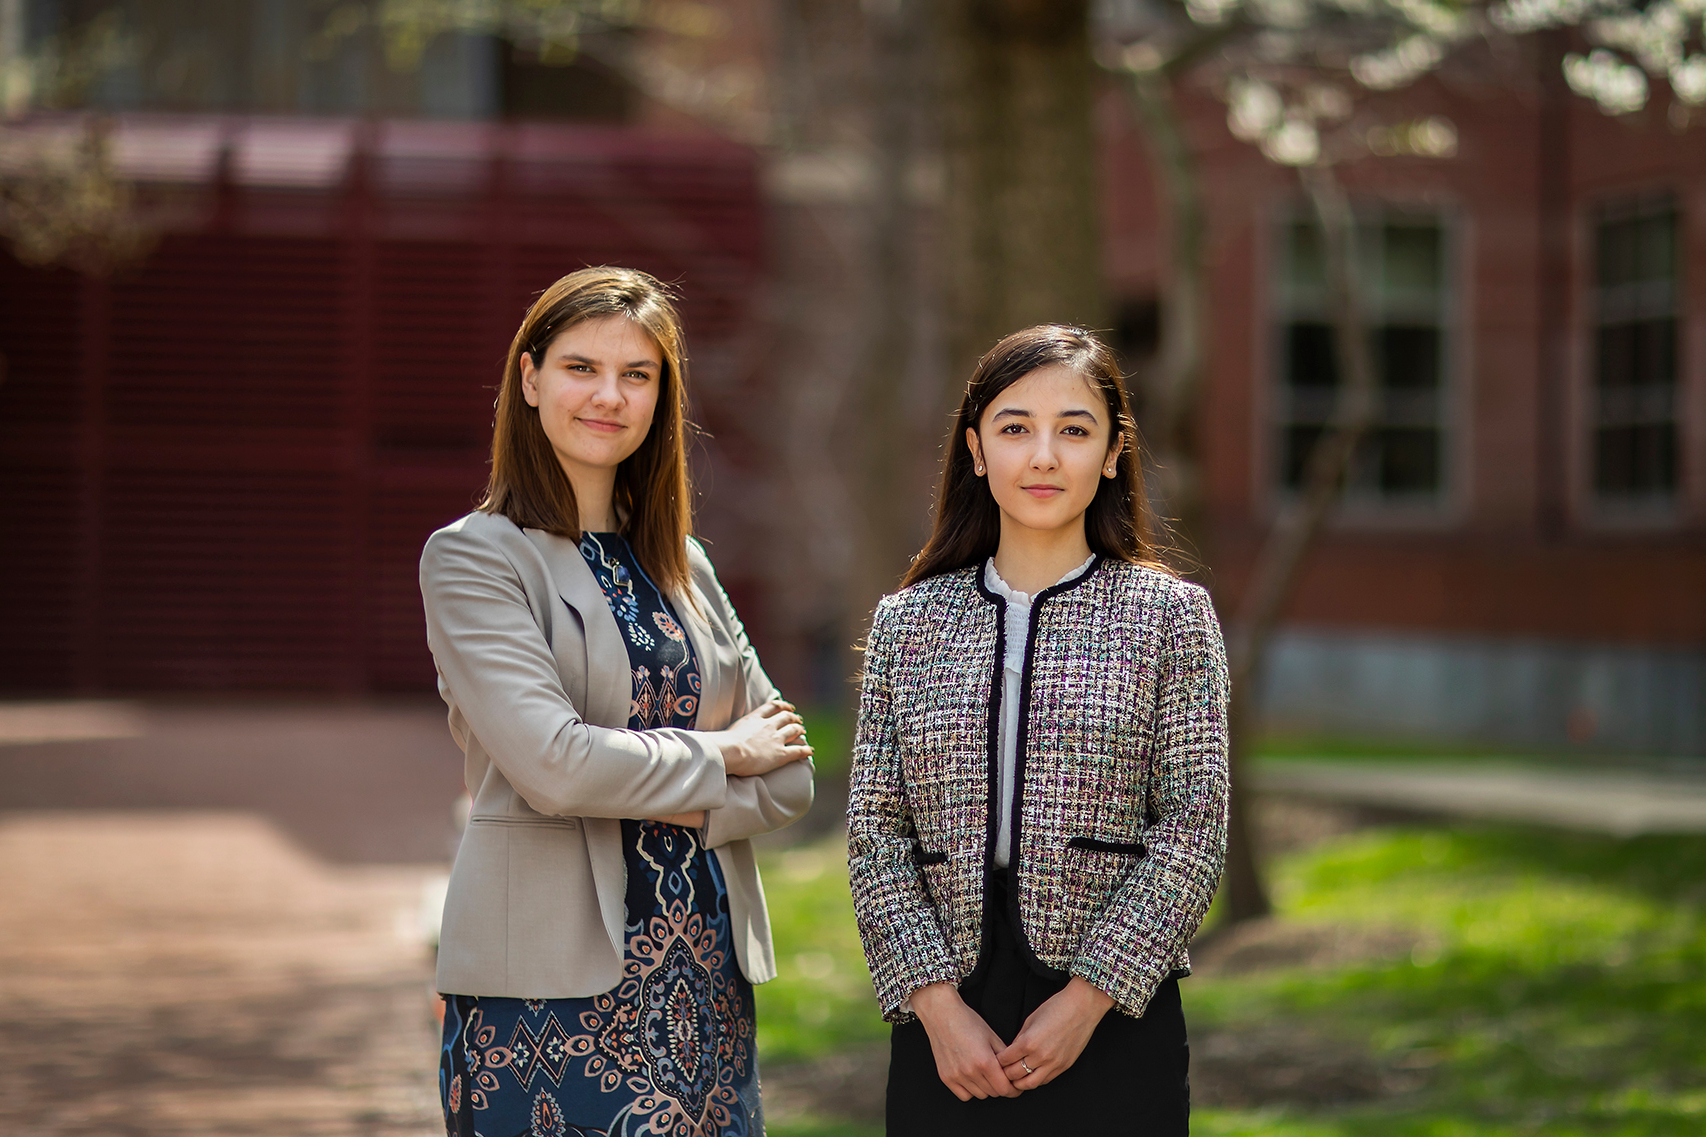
xmin=1029 ymin=434 xmax=1060 ymax=472
xmin=588 ymin=369 xmax=625 ymax=409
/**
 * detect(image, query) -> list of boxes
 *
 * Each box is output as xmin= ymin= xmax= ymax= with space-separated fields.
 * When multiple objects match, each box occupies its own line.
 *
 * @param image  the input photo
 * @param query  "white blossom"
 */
xmin=1187 ymin=0 xmax=1243 ymax=27
xmin=1351 ymin=33 xmax=1448 ymax=89
xmin=1490 ymin=0 xmax=1622 ymax=34
xmin=1672 ymin=54 xmax=1706 ymax=104
xmin=1262 ymin=116 xmax=1321 ymax=164
xmin=1228 ymin=77 xmax=1286 ymax=141
xmin=1564 ymin=47 xmax=1652 ymax=113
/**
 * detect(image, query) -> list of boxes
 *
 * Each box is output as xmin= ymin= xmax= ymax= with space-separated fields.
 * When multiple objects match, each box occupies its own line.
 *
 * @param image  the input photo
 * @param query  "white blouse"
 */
xmin=983 ymin=553 xmax=1096 ymax=867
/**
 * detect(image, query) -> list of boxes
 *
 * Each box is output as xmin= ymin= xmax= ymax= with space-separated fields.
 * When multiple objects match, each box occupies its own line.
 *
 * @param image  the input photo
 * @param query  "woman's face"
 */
xmin=520 ymin=315 xmax=663 ymax=484
xmin=967 ymin=364 xmax=1122 ymax=539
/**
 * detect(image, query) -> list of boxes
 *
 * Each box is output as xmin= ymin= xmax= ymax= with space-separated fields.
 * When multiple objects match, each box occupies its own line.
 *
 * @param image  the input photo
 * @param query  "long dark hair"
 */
xmin=481 ymin=266 xmax=695 ymax=596
xmin=902 ymin=324 xmax=1172 ymax=588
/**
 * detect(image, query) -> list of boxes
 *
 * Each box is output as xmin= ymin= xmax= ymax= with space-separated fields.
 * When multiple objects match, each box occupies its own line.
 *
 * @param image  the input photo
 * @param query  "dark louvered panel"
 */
xmin=503 ymin=247 xmax=745 ymax=344
xmin=373 ymin=240 xmax=503 ymax=450
xmin=0 ymin=257 xmax=83 ymax=427
xmin=100 ymin=468 xmax=347 ymax=690
xmin=369 ymin=467 xmax=488 ymax=691
xmin=0 ymin=253 xmax=87 ymax=691
xmin=107 ymin=236 xmax=348 ymax=431
xmin=0 ymin=116 xmax=764 ymax=696
xmin=0 ymin=464 xmax=87 ymax=690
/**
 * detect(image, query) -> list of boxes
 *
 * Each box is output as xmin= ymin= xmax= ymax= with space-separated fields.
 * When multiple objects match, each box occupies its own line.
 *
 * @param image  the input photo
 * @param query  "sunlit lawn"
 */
xmin=1193 ymin=825 xmax=1706 ymax=1136
xmin=755 ymin=817 xmax=1706 ymax=1137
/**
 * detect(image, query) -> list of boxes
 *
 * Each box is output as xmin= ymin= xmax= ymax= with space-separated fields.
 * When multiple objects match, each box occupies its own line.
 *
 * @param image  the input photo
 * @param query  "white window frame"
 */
xmin=1576 ymin=192 xmax=1686 ymax=526
xmin=1263 ymin=201 xmax=1464 ymax=526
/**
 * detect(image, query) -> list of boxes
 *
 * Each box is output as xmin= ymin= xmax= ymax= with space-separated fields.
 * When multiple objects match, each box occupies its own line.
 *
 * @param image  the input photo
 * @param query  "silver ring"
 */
xmin=1020 ymin=1060 xmax=1033 ymax=1075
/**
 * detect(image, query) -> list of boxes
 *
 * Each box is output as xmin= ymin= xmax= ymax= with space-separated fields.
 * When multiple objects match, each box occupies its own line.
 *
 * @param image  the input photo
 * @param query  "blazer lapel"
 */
xmin=524 ymin=529 xmax=632 ymax=729
xmin=523 ymin=528 xmax=635 ymax=959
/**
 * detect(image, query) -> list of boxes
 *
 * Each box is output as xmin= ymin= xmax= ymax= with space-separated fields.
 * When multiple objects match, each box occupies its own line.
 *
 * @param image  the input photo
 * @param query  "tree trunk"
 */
xmin=1218 ymin=163 xmax=1380 ymax=923
xmin=1122 ymin=70 xmax=1206 ymax=549
xmin=1123 ymin=67 xmax=1280 ymax=924
xmin=936 ymin=0 xmax=1104 ymax=395
xmin=850 ymin=0 xmax=928 ymax=623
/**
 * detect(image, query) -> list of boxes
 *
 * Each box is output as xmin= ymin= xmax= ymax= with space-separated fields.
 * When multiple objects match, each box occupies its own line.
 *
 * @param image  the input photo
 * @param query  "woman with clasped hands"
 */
xmin=848 ymin=325 xmax=1229 ymax=1134
xmin=420 ymin=268 xmax=812 ymax=1137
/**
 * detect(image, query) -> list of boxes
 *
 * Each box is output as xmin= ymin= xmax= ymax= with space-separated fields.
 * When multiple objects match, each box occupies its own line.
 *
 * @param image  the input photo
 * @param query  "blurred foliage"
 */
xmin=771 ymin=1113 xmax=880 ymax=1133
xmin=310 ymin=0 xmax=670 ymax=71
xmin=1192 ymin=825 xmax=1706 ymax=1135
xmin=767 ymin=1122 xmax=880 ymax=1137
xmin=0 ymin=121 xmax=153 ymax=273
xmin=1253 ymin=735 xmax=1571 ymax=763
xmin=798 ymin=707 xmax=852 ymax=783
xmin=752 ymin=835 xmax=886 ymax=1065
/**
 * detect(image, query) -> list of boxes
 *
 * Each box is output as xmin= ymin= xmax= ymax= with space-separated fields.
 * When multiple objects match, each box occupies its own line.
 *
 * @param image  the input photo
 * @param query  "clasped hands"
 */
xmin=649 ymin=699 xmax=812 ymax=828
xmin=910 ymin=976 xmax=1115 ymax=1102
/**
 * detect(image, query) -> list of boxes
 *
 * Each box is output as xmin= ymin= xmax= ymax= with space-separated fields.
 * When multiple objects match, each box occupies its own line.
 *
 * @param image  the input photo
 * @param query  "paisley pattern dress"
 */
xmin=439 ymin=532 xmax=761 ymax=1137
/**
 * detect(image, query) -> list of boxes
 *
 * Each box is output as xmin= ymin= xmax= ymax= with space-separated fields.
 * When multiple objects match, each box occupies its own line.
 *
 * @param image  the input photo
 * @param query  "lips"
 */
xmin=578 ymin=418 xmax=625 ymax=433
xmin=1022 ymin=485 xmax=1065 ymax=498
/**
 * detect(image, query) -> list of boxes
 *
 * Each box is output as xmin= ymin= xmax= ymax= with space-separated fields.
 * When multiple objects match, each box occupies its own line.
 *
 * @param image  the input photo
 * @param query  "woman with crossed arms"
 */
xmin=421 ymin=267 xmax=812 ymax=1137
xmin=849 ymin=324 xmax=1229 ymax=1134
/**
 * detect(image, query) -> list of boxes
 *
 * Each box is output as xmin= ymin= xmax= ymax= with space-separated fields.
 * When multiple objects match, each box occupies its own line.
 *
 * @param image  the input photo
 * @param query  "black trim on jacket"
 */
xmin=972 ymin=554 xmax=1107 ymax=981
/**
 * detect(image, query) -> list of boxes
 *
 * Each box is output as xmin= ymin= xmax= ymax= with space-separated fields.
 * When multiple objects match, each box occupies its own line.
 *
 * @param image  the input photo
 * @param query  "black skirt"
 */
xmin=886 ymin=869 xmax=1190 ymax=1135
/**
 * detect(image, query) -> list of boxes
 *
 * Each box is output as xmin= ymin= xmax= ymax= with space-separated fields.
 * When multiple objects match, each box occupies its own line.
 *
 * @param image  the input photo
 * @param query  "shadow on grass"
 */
xmin=1190 ymin=823 xmax=1706 ymax=1136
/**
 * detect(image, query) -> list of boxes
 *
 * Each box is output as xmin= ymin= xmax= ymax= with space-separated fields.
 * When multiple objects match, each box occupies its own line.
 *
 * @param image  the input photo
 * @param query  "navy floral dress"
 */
xmin=439 ymin=532 xmax=761 ymax=1137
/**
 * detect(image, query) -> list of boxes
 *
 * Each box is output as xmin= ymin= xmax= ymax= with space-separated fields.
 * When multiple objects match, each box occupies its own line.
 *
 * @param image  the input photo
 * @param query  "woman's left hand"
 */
xmin=995 ymin=977 xmax=1115 ymax=1090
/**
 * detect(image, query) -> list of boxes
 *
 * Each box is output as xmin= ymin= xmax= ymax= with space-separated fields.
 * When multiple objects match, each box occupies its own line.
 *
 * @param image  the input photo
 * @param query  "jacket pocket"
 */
xmin=469 ymin=815 xmax=580 ymax=830
xmin=1067 ymin=835 xmax=1145 ymax=857
xmin=912 ymin=848 xmax=948 ymax=866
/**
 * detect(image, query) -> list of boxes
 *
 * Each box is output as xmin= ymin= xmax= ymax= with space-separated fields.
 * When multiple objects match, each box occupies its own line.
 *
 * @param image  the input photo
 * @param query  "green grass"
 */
xmin=1190 ymin=825 xmax=1706 ymax=1136
xmin=798 ymin=707 xmax=854 ymax=781
xmin=764 ymin=1122 xmax=881 ymax=1137
xmin=752 ymin=821 xmax=1706 ymax=1136
xmin=753 ymin=835 xmax=887 ymax=1064
xmin=1253 ymin=733 xmax=1555 ymax=762
xmin=1250 ymin=732 xmax=1695 ymax=770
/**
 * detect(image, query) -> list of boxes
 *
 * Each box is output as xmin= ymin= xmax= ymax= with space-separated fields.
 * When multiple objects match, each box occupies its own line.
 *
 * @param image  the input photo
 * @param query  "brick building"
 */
xmin=1100 ymin=65 xmax=1706 ymax=755
xmin=2 ymin=2 xmax=1700 ymax=756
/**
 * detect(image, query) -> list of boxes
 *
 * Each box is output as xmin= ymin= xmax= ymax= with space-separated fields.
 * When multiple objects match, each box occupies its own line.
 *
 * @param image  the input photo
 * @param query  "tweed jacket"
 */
xmin=847 ymin=557 xmax=1229 ymax=1021
xmin=421 ymin=510 xmax=813 ymax=999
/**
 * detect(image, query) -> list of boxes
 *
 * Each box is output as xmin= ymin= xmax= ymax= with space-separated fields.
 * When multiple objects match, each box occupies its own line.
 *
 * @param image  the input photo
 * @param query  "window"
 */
xmin=1274 ymin=210 xmax=1450 ymax=504
xmin=1592 ymin=198 xmax=1679 ymax=501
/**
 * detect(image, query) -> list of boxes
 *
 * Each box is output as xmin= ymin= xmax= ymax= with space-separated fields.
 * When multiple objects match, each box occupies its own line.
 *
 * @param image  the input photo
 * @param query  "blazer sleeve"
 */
xmin=690 ymin=541 xmax=815 ymax=849
xmin=421 ymin=522 xmax=730 ymax=820
xmin=847 ymin=596 xmax=960 ymax=1021
xmin=1070 ymin=581 xmax=1230 ymax=1017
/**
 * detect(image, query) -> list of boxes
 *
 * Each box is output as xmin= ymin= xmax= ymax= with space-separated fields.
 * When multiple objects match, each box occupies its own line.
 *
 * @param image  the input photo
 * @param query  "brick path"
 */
xmin=0 ymin=810 xmax=445 ymax=1136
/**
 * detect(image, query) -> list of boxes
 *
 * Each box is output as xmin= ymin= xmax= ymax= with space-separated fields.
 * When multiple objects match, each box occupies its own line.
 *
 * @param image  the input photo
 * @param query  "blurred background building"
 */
xmin=0 ymin=0 xmax=1701 ymax=758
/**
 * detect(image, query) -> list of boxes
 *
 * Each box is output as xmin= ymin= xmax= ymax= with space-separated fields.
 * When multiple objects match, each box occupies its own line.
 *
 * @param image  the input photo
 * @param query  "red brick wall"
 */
xmin=1099 ymin=69 xmax=1706 ymax=646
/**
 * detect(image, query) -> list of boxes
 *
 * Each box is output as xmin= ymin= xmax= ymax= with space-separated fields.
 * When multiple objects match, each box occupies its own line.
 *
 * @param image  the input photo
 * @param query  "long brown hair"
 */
xmin=902 ymin=324 xmax=1172 ymax=588
xmin=482 ymin=266 xmax=695 ymax=596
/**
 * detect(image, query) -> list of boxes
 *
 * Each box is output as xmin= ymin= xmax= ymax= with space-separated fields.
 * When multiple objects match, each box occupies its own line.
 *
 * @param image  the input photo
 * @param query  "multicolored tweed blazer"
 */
xmin=847 ymin=557 xmax=1230 ymax=1022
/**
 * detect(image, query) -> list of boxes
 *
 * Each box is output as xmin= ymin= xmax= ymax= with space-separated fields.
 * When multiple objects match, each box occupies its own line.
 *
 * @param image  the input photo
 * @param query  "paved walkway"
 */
xmin=1254 ymin=759 xmax=1706 ymax=836
xmin=0 ymin=701 xmax=465 ymax=1135
xmin=0 ymin=699 xmax=468 ymax=864
xmin=0 ymin=810 xmax=443 ymax=1136
xmin=0 ymin=699 xmax=837 ymax=1136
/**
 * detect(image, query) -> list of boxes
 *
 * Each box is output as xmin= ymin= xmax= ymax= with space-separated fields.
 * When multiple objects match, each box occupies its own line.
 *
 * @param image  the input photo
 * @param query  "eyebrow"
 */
xmin=560 ymin=353 xmax=660 ymax=370
xmin=990 ymin=406 xmax=1099 ymax=422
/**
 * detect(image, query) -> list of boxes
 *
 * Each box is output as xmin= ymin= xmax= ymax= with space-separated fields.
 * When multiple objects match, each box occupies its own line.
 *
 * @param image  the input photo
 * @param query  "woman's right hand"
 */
xmin=716 ymin=699 xmax=812 ymax=777
xmin=910 ymin=982 xmax=1020 ymax=1101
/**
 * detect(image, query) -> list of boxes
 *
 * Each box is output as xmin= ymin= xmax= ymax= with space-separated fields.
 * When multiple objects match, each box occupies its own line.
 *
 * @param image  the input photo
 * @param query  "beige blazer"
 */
xmin=419 ymin=509 xmax=813 ymax=998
